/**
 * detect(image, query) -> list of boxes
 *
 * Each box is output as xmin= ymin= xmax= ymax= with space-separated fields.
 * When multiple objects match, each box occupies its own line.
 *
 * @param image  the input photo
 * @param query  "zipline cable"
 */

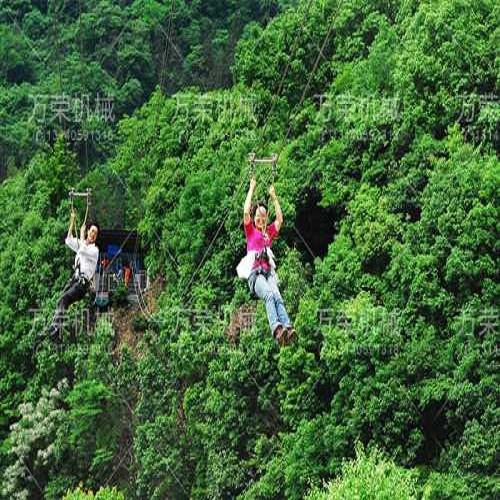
xmin=123 ymin=0 xmax=340 ymax=319
xmin=177 ymin=1 xmax=331 ymax=311
xmin=276 ymin=1 xmax=342 ymax=161
xmin=120 ymin=1 xmax=316 ymax=312
xmin=179 ymin=1 xmax=344 ymax=312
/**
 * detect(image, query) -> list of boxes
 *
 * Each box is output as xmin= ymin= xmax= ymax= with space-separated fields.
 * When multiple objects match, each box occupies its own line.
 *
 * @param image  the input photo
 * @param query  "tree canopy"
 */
xmin=0 ymin=0 xmax=498 ymax=498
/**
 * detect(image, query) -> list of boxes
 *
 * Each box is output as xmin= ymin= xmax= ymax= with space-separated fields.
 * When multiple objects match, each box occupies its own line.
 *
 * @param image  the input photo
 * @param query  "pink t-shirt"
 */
xmin=244 ymin=220 xmax=279 ymax=270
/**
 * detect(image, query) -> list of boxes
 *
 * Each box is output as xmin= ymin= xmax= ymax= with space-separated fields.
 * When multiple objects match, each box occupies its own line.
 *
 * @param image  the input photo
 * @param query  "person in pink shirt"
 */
xmin=242 ymin=177 xmax=296 ymax=346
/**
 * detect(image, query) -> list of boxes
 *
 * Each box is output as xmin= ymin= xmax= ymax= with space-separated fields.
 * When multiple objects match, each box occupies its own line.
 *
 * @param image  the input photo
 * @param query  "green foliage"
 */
xmin=419 ymin=470 xmax=474 ymax=500
xmin=0 ymin=24 xmax=34 ymax=84
xmin=0 ymin=0 xmax=498 ymax=499
xmin=110 ymin=283 xmax=129 ymax=307
xmin=0 ymin=138 xmax=77 ymax=443
xmin=0 ymin=0 xmax=286 ymax=174
xmin=63 ymin=380 xmax=118 ymax=475
xmin=63 ymin=486 xmax=125 ymax=500
xmin=1 ymin=380 xmax=68 ymax=500
xmin=306 ymin=444 xmax=419 ymax=499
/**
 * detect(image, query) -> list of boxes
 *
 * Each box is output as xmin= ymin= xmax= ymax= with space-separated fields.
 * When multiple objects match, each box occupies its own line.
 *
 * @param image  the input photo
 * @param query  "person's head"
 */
xmin=252 ymin=201 xmax=268 ymax=230
xmin=85 ymin=221 xmax=100 ymax=244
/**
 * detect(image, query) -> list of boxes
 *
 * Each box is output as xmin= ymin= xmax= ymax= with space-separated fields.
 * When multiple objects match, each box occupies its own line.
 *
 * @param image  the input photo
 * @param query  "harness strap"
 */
xmin=72 ymin=272 xmax=91 ymax=287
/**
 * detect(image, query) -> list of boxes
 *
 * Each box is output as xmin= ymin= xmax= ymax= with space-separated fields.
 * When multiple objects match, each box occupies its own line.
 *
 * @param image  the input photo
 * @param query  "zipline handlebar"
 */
xmin=69 ymin=188 xmax=92 ymax=199
xmin=248 ymin=153 xmax=277 ymax=165
xmin=248 ymin=152 xmax=278 ymax=177
xmin=69 ymin=188 xmax=92 ymax=228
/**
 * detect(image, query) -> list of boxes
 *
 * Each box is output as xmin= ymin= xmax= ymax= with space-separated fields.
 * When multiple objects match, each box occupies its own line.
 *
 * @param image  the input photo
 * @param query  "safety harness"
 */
xmin=248 ymin=246 xmax=273 ymax=298
xmin=72 ymin=254 xmax=92 ymax=288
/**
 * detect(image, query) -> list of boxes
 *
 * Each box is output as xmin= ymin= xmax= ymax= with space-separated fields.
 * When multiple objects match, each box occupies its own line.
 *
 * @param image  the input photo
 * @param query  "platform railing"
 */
xmin=94 ymin=270 xmax=148 ymax=294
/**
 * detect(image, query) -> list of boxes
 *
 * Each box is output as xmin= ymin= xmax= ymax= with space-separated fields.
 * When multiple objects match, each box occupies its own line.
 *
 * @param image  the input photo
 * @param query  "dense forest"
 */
xmin=0 ymin=0 xmax=498 ymax=498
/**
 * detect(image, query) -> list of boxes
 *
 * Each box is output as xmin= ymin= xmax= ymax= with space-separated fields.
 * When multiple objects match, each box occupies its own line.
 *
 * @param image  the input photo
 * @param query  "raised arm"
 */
xmin=67 ymin=210 xmax=76 ymax=239
xmin=269 ymin=185 xmax=283 ymax=232
xmin=243 ymin=177 xmax=256 ymax=225
xmin=80 ymin=221 xmax=86 ymax=242
xmin=65 ymin=210 xmax=79 ymax=252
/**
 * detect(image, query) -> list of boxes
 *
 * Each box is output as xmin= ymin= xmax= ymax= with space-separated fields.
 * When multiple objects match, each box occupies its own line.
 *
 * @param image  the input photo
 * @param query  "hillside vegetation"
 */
xmin=0 ymin=0 xmax=498 ymax=498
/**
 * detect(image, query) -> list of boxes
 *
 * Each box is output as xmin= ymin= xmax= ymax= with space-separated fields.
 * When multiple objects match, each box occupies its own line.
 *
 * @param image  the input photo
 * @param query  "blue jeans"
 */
xmin=251 ymin=270 xmax=291 ymax=335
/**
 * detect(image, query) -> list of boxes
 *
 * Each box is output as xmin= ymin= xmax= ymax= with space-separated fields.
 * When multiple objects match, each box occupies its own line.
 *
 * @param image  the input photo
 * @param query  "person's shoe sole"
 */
xmin=285 ymin=327 xmax=296 ymax=345
xmin=273 ymin=325 xmax=286 ymax=347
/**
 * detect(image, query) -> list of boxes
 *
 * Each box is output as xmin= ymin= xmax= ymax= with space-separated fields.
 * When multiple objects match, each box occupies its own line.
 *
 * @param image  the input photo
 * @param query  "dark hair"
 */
xmin=85 ymin=222 xmax=100 ymax=248
xmin=86 ymin=221 xmax=100 ymax=234
xmin=251 ymin=201 xmax=268 ymax=217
